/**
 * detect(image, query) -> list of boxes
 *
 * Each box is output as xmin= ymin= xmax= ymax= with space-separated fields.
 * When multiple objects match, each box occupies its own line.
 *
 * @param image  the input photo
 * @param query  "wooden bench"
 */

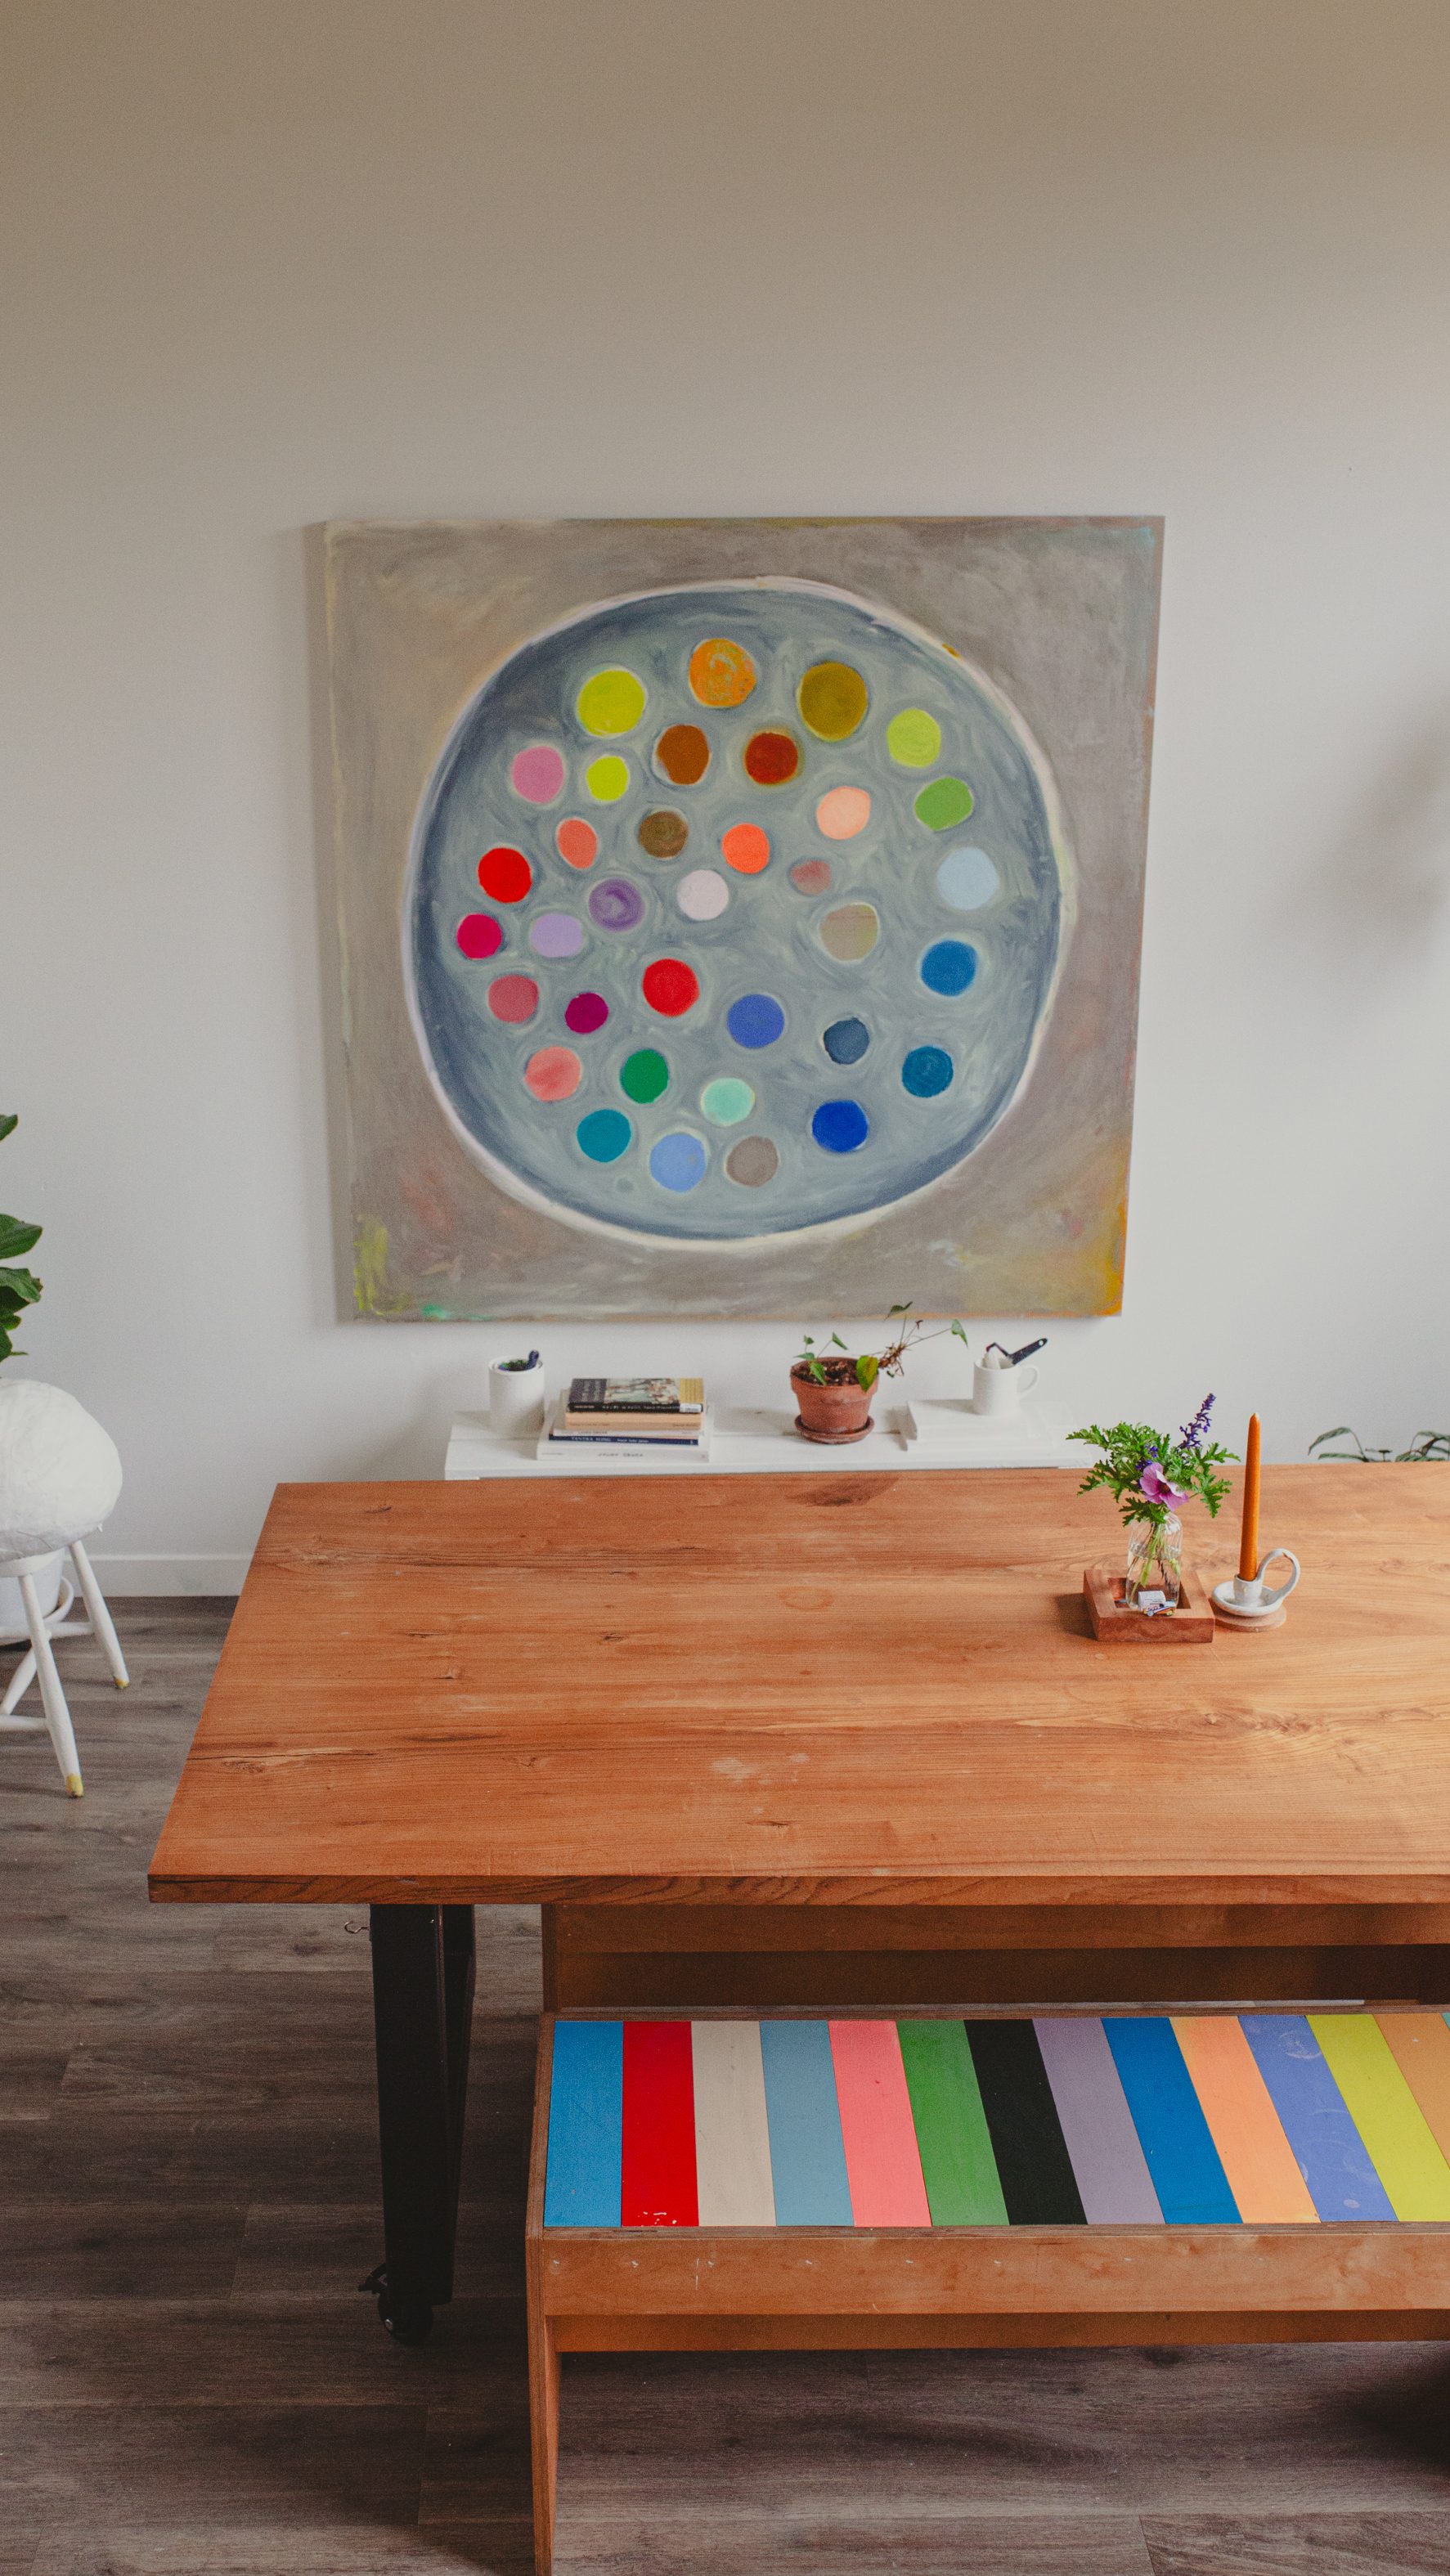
xmin=526 ymin=2005 xmax=1450 ymax=2573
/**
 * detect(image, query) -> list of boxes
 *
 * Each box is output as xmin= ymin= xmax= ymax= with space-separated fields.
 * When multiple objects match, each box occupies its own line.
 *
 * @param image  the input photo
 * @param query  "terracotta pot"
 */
xmin=790 ymin=1362 xmax=873 ymax=1438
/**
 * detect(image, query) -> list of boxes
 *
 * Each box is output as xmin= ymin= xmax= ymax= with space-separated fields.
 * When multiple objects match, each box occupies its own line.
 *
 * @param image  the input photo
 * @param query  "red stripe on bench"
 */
xmin=622 ymin=2019 xmax=698 ymax=2225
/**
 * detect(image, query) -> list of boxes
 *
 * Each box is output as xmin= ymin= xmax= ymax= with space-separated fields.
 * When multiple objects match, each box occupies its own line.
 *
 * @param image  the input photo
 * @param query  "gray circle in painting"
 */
xmin=406 ymin=580 xmax=1066 ymax=1244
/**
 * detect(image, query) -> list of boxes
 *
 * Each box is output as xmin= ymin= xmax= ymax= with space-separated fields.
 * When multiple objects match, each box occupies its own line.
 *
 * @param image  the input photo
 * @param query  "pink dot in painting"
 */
xmin=511 ymin=744 xmax=566 ymax=804
xmin=789 ymin=859 xmax=833 ymax=896
xmin=523 ymin=1045 xmax=583 ymax=1102
xmin=564 ymin=991 xmax=609 ymax=1035
xmin=815 ymin=785 xmax=872 ymax=841
xmin=555 ymin=817 xmax=599 ymax=869
xmin=487 ymin=973 xmax=539 ymax=1025
xmin=528 ymin=911 xmax=586 ymax=959
xmin=455 ymin=912 xmax=503 ymax=959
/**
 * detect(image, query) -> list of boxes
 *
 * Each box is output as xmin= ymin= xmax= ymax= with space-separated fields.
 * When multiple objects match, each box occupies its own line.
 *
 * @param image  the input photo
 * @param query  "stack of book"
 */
xmin=542 ymin=1376 xmax=711 ymax=1459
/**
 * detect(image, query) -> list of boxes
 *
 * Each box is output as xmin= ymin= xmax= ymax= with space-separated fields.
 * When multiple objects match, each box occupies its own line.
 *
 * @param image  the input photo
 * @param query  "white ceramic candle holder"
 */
xmin=1211 ymin=1549 xmax=1300 ymax=1628
xmin=488 ymin=1356 xmax=546 ymax=1438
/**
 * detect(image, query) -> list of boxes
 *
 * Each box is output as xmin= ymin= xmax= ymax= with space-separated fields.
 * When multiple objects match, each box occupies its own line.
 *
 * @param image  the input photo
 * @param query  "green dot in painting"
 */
xmin=577 ymin=666 xmax=647 ymax=738
xmin=576 ymin=1108 xmax=633 ymax=1164
xmin=914 ymin=774 xmax=974 ymax=831
xmin=620 ymin=1047 xmax=669 ymax=1105
xmin=887 ymin=708 xmax=941 ymax=769
xmin=701 ymin=1076 xmax=755 ymax=1127
xmin=586 ymin=753 xmax=631 ymax=803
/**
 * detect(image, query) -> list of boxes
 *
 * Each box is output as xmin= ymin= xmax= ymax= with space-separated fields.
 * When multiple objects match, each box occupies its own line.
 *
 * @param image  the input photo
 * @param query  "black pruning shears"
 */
xmin=985 ymin=1338 xmax=1048 ymax=1367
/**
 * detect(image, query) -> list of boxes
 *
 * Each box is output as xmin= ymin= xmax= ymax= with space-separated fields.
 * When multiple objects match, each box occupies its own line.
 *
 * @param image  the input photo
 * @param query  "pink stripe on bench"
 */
xmin=828 ymin=2019 xmax=931 ymax=2225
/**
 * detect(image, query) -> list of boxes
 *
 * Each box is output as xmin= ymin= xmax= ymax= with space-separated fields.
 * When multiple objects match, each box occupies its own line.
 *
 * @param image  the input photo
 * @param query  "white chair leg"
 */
xmin=2 ymin=1645 xmax=38 ymax=1717
xmin=19 ymin=1571 xmax=83 ymax=1797
xmin=69 ymin=1540 xmax=128 ymax=1688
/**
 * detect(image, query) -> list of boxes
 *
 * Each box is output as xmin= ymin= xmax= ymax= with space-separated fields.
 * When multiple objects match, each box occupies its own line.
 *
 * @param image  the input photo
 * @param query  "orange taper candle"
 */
xmin=1238 ymin=1413 xmax=1261 ymax=1581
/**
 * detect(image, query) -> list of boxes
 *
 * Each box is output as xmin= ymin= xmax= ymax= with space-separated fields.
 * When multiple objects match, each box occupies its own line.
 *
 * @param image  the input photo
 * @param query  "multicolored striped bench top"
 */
xmin=542 ymin=2012 xmax=1450 ymax=2230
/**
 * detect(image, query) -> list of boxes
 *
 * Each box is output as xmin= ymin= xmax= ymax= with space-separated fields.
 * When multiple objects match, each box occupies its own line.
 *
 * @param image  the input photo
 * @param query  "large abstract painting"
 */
xmin=324 ymin=518 xmax=1160 ymax=1320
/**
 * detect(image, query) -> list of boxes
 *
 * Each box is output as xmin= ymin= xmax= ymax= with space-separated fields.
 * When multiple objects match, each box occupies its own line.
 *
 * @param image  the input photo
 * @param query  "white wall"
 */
xmin=3 ymin=0 xmax=1448 ymax=1590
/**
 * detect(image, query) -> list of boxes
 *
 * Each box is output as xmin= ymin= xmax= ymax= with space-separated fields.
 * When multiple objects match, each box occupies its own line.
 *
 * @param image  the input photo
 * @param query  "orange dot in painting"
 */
xmin=815 ymin=785 xmax=872 ymax=841
xmin=523 ymin=1045 xmax=582 ymax=1103
xmin=721 ymin=822 xmax=771 ymax=875
xmin=655 ymin=723 xmax=711 ymax=786
xmin=555 ymin=817 xmax=599 ymax=869
xmin=743 ymin=729 xmax=800 ymax=787
xmin=689 ymin=636 xmax=757 ymax=708
xmin=487 ymin=973 xmax=539 ymax=1024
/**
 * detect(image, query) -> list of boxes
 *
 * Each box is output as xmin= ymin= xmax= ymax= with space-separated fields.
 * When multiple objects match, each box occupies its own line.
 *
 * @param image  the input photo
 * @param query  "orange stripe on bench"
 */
xmin=1171 ymin=2014 xmax=1318 ymax=2223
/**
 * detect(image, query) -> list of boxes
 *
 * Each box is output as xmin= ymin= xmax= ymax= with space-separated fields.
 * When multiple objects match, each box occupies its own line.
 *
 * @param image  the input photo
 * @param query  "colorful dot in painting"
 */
xmin=577 ymin=667 xmax=647 ymax=738
xmin=811 ymin=1098 xmax=869 ymax=1154
xmin=637 ymin=808 xmax=689 ymax=859
xmin=689 ymin=636 xmax=757 ymax=708
xmin=936 ymin=845 xmax=999 ymax=911
xmin=819 ymin=901 xmax=880 ymax=963
xmin=815 ymin=785 xmax=871 ymax=841
xmin=577 ymin=1107 xmax=633 ymax=1163
xmin=649 ymin=1131 xmax=708 ymax=1193
xmin=487 ymin=973 xmax=539 ymax=1025
xmin=701 ymin=1077 xmax=755 ymax=1126
xmin=914 ymin=774 xmax=975 ymax=830
xmin=528 ymin=911 xmax=585 ymax=959
xmin=676 ymin=868 xmax=729 ymax=922
xmin=789 ymin=858 xmax=833 ymax=896
xmin=586 ymin=754 xmax=631 ymax=802
xmin=726 ymin=992 xmax=785 ymax=1050
xmin=523 ymin=1045 xmax=583 ymax=1103
xmin=455 ymin=913 xmax=503 ymax=960
xmin=510 ymin=743 xmax=565 ymax=804
xmin=620 ymin=1047 xmax=670 ymax=1104
xmin=725 ymin=1134 xmax=779 ymax=1187
xmin=564 ymin=991 xmax=609 ymax=1035
xmin=743 ymin=729 xmax=800 ymax=787
xmin=555 ymin=817 xmax=599 ymax=869
xmin=642 ymin=956 xmax=700 ymax=1017
xmin=798 ymin=661 xmax=869 ymax=742
xmin=823 ymin=1016 xmax=869 ymax=1066
xmin=655 ymin=722 xmax=711 ymax=785
xmin=721 ymin=822 xmax=770 ymax=875
xmin=478 ymin=845 xmax=532 ymax=904
xmin=920 ymin=939 xmax=978 ymax=996
xmin=588 ymin=877 xmax=645 ymax=932
xmin=887 ymin=707 xmax=941 ymax=769
xmin=902 ymin=1043 xmax=954 ymax=1098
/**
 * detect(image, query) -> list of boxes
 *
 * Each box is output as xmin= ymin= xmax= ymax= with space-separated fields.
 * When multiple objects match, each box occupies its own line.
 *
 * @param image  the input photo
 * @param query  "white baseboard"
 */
xmin=88 ymin=1553 xmax=250 ymax=1596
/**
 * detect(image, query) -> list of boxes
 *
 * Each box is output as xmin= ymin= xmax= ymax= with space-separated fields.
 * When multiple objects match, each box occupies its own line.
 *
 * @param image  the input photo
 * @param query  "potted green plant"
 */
xmin=1309 ymin=1426 xmax=1449 ymax=1461
xmin=1069 ymin=1397 xmax=1236 ymax=1611
xmin=792 ymin=1305 xmax=968 ymax=1443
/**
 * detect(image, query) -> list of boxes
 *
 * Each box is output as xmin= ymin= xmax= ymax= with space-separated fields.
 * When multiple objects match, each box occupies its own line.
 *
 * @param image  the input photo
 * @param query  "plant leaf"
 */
xmin=808 ymin=1359 xmax=826 ymax=1384
xmin=830 ymin=1333 xmax=848 ymax=1349
xmin=950 ymin=1319 xmax=967 ymax=1340
xmin=0 ymin=1216 xmax=41 ymax=1261
xmin=856 ymin=1353 xmax=879 ymax=1391
xmin=0 ymin=1266 xmax=42 ymax=1308
xmin=0 ymin=1114 xmax=16 ymax=1144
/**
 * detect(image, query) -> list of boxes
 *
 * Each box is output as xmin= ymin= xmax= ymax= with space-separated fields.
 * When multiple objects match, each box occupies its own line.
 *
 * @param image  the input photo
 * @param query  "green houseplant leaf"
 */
xmin=0 ymin=1112 xmax=42 ymax=1366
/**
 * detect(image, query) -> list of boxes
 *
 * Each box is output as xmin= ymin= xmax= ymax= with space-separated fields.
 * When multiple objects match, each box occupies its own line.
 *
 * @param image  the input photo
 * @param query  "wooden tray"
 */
xmin=1083 ymin=1563 xmax=1215 ymax=1643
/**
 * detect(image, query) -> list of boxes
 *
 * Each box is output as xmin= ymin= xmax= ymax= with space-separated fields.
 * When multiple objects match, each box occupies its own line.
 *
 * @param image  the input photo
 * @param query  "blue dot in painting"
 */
xmin=823 ymin=1016 xmax=869 ymax=1067
xmin=726 ymin=992 xmax=786 ymax=1050
xmin=920 ymin=939 xmax=978 ymax=997
xmin=576 ymin=1108 xmax=633 ymax=1164
xmin=811 ymin=1098 xmax=869 ymax=1155
xmin=649 ymin=1131 xmax=708 ymax=1193
xmin=902 ymin=1044 xmax=954 ymax=1098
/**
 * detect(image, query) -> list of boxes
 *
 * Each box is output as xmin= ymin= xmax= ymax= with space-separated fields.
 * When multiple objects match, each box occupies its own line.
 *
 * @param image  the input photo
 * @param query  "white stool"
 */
xmin=0 ymin=1540 xmax=128 ymax=1797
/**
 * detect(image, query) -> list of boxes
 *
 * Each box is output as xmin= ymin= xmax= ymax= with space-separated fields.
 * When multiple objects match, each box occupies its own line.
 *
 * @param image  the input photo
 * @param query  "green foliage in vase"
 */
xmin=1069 ymin=1395 xmax=1236 ymax=1529
xmin=0 ymin=1113 xmax=43 ymax=1365
xmin=796 ymin=1303 xmax=968 ymax=1393
xmin=1310 ymin=1426 xmax=1449 ymax=1462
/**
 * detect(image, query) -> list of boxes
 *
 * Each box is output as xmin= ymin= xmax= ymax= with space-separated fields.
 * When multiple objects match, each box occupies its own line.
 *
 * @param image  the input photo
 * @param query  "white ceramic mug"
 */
xmin=489 ymin=1356 xmax=546 ymax=1438
xmin=1230 ymin=1549 xmax=1301 ymax=1613
xmin=972 ymin=1358 xmax=1039 ymax=1417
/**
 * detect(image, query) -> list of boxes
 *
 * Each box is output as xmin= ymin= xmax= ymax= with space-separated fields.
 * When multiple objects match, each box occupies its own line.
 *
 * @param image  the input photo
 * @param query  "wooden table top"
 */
xmin=147 ymin=1467 xmax=1450 ymax=1910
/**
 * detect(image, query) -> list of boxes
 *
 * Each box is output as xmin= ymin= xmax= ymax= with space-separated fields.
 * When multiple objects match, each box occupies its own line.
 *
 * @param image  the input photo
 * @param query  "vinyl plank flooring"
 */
xmin=1142 ymin=2516 xmax=1450 ymax=2574
xmin=0 ymin=2403 xmax=427 ymax=2525
xmin=549 ymin=2517 xmax=1156 ymax=2574
xmin=0 ymin=2298 xmax=522 ymax=2409
xmin=0 ymin=2203 xmax=250 ymax=2300
xmin=28 ymin=2530 xmax=528 ymax=2576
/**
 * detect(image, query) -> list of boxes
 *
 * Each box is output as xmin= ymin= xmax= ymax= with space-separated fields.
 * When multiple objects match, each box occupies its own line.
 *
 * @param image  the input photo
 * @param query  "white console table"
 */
xmin=445 ymin=1400 xmax=1080 ymax=1479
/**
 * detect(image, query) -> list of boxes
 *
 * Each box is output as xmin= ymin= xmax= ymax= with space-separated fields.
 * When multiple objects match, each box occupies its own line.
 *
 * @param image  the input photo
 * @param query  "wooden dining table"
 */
xmin=148 ymin=1465 xmax=1450 ymax=2340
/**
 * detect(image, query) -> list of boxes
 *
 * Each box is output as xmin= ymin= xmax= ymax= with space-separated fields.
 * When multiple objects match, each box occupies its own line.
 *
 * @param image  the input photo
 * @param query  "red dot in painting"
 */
xmin=744 ymin=729 xmax=800 ymax=786
xmin=487 ymin=974 xmax=539 ymax=1024
xmin=455 ymin=913 xmax=503 ymax=960
xmin=564 ymin=990 xmax=609 ymax=1035
xmin=641 ymin=957 xmax=700 ymax=1018
xmin=477 ymin=845 xmax=532 ymax=904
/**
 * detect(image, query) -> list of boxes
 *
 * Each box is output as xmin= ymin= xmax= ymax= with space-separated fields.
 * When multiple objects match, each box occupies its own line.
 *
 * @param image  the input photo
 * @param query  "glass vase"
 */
xmin=1125 ymin=1513 xmax=1183 ymax=1613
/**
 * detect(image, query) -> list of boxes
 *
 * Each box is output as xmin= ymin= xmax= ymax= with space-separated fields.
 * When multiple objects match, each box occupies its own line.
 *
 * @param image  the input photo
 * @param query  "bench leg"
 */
xmin=528 ymin=2313 xmax=559 ymax=2576
xmin=366 ymin=1902 xmax=474 ymax=2342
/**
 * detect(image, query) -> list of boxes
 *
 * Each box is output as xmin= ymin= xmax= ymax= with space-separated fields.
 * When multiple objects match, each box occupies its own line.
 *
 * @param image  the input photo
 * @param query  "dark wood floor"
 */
xmin=5 ymin=1602 xmax=1450 ymax=2574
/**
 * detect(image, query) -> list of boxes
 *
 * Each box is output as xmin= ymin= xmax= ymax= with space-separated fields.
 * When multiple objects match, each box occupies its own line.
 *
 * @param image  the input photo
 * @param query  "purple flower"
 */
xmin=1139 ymin=1461 xmax=1188 ymax=1510
xmin=1178 ymin=1394 xmax=1215 ymax=1454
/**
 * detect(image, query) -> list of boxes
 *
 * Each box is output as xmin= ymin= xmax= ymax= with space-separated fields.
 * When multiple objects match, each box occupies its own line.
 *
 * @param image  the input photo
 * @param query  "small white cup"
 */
xmin=488 ymin=1355 xmax=545 ymax=1438
xmin=972 ymin=1358 xmax=1039 ymax=1416
xmin=1231 ymin=1550 xmax=1301 ymax=1613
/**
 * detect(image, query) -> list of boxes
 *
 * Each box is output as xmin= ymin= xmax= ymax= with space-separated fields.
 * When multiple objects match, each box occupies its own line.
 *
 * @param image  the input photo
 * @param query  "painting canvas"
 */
xmin=324 ymin=518 xmax=1160 ymax=1320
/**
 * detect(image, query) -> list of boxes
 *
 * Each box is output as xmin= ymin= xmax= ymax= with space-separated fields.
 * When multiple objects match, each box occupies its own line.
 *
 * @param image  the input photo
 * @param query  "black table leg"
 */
xmin=363 ymin=1902 xmax=475 ymax=2342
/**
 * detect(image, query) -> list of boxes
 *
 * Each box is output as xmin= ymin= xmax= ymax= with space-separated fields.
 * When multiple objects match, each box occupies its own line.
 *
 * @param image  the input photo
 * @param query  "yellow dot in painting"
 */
xmin=577 ymin=667 xmax=646 ymax=738
xmin=887 ymin=707 xmax=942 ymax=769
xmin=585 ymin=753 xmax=630 ymax=802
xmin=798 ymin=661 xmax=868 ymax=741
xmin=689 ymin=636 xmax=757 ymax=708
